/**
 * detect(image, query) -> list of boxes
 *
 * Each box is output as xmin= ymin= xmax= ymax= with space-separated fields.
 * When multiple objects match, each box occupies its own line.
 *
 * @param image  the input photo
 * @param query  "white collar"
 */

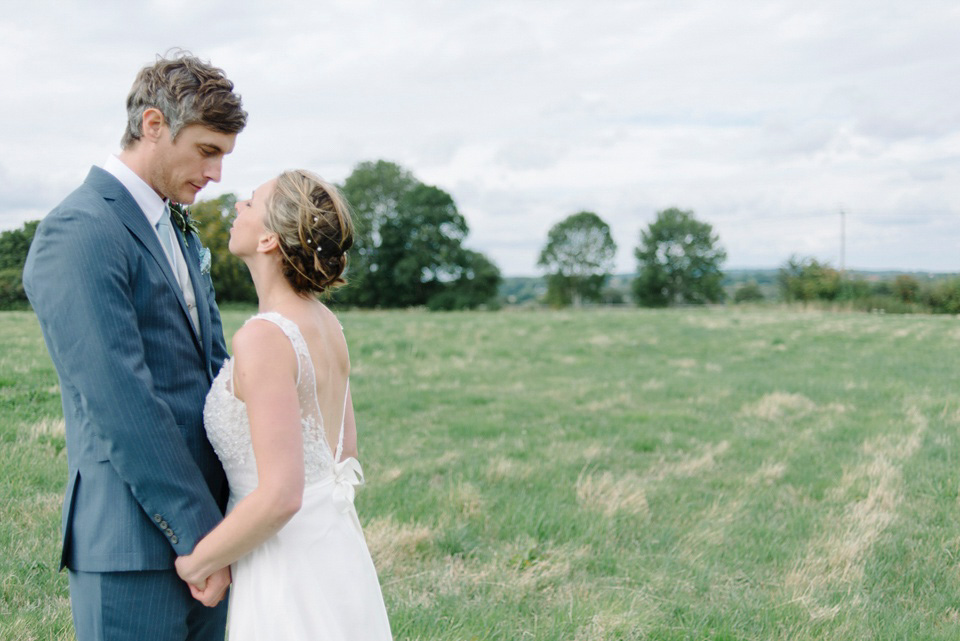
xmin=102 ymin=155 xmax=168 ymax=226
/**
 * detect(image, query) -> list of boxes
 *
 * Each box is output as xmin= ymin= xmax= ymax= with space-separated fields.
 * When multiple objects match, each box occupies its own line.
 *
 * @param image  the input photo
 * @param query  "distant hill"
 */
xmin=501 ymin=269 xmax=958 ymax=305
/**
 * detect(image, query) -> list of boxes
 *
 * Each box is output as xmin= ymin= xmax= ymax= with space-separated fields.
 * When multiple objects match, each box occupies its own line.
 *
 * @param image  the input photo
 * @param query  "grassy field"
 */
xmin=2 ymin=306 xmax=960 ymax=640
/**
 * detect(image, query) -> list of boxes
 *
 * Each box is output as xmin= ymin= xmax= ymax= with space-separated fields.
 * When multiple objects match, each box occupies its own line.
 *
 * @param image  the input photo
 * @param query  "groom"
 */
xmin=23 ymin=53 xmax=246 ymax=640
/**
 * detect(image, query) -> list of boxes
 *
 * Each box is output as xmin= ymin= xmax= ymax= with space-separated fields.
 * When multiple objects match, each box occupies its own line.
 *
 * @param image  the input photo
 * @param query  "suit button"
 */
xmin=165 ymin=528 xmax=174 ymax=537
xmin=159 ymin=521 xmax=168 ymax=529
xmin=154 ymin=514 xmax=163 ymax=523
xmin=171 ymin=536 xmax=179 ymax=544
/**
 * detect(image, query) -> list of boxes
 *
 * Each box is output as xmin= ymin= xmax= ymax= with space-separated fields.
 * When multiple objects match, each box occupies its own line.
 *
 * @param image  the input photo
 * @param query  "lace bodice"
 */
xmin=204 ymin=312 xmax=349 ymax=499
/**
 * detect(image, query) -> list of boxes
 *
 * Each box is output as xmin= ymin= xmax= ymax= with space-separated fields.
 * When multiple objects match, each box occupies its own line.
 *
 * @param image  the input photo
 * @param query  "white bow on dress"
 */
xmin=332 ymin=457 xmax=365 ymax=514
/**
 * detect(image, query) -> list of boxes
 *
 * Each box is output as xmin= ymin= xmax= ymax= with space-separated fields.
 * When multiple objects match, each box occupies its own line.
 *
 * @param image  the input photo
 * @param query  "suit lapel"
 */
xmin=85 ymin=168 xmax=203 ymax=357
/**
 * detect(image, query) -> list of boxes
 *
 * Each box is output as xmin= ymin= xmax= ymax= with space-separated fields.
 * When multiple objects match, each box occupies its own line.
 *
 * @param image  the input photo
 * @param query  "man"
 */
xmin=23 ymin=53 xmax=247 ymax=640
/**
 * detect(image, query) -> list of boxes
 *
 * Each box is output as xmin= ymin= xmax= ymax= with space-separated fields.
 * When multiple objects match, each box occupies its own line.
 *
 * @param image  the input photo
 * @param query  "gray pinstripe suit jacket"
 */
xmin=23 ymin=166 xmax=230 ymax=572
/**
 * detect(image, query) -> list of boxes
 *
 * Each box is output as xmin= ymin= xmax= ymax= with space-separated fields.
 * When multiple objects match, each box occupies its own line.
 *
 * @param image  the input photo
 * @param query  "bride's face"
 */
xmin=230 ymin=178 xmax=277 ymax=257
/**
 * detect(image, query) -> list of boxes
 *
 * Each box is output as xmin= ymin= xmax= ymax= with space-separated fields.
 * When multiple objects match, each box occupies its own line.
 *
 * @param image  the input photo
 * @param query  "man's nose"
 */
xmin=205 ymin=159 xmax=223 ymax=183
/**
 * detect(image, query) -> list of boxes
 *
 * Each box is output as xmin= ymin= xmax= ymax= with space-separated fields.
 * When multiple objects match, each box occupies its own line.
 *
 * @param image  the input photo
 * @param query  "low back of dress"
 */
xmin=203 ymin=311 xmax=349 ymax=501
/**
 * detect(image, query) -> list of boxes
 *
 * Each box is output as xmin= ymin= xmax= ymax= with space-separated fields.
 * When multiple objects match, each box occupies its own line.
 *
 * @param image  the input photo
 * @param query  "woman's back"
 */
xmin=280 ymin=302 xmax=352 ymax=461
xmin=203 ymin=306 xmax=354 ymax=496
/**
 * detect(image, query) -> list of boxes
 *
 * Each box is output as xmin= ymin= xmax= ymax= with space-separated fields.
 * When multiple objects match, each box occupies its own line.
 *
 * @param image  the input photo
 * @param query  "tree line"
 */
xmin=0 ymin=160 xmax=502 ymax=311
xmin=770 ymin=257 xmax=960 ymax=314
xmin=534 ymin=208 xmax=960 ymax=313
xmin=1 ymin=163 xmax=957 ymax=313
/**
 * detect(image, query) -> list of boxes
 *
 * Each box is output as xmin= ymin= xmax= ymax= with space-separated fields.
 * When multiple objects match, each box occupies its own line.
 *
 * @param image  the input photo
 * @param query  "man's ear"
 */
xmin=141 ymin=108 xmax=166 ymax=143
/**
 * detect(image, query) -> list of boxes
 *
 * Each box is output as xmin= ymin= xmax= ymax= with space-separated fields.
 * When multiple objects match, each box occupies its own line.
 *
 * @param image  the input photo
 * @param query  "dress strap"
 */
xmin=244 ymin=312 xmax=309 ymax=385
xmin=334 ymin=379 xmax=350 ymax=463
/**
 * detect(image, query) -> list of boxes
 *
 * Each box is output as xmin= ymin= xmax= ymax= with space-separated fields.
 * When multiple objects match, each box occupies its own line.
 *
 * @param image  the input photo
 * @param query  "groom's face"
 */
xmin=151 ymin=124 xmax=237 ymax=204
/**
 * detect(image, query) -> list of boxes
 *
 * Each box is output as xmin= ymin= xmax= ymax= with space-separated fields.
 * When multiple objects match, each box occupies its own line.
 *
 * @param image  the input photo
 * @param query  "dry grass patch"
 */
xmin=582 ymin=443 xmax=613 ymax=461
xmin=447 ymin=481 xmax=484 ymax=517
xmin=427 ymin=556 xmax=496 ymax=597
xmin=646 ymin=440 xmax=730 ymax=481
xmin=585 ymin=392 xmax=633 ymax=412
xmin=741 ymin=392 xmax=816 ymax=421
xmin=485 ymin=455 xmax=532 ymax=481
xmin=433 ymin=451 xmax=461 ymax=467
xmin=363 ymin=516 xmax=434 ymax=575
xmin=751 ymin=460 xmax=788 ymax=486
xmin=587 ymin=333 xmax=614 ymax=347
xmin=682 ymin=496 xmax=743 ymax=550
xmin=576 ymin=470 xmax=648 ymax=517
xmin=28 ymin=417 xmax=65 ymax=440
xmin=787 ymin=456 xmax=903 ymax=611
xmin=501 ymin=537 xmax=581 ymax=591
xmin=34 ymin=491 xmax=62 ymax=514
xmin=542 ymin=440 xmax=615 ymax=465
xmin=379 ymin=466 xmax=404 ymax=483
xmin=785 ymin=403 xmax=928 ymax=620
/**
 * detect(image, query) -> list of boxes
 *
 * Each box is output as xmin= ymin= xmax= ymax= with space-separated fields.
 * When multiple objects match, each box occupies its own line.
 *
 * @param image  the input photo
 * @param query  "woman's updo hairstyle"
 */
xmin=264 ymin=170 xmax=354 ymax=296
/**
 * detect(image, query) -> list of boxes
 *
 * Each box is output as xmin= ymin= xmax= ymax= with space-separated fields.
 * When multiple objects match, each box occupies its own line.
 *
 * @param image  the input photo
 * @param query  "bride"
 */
xmin=174 ymin=170 xmax=392 ymax=640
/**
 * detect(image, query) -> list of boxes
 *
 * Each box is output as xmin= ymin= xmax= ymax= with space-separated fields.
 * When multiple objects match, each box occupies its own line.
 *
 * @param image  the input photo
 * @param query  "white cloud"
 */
xmin=1 ymin=0 xmax=959 ymax=275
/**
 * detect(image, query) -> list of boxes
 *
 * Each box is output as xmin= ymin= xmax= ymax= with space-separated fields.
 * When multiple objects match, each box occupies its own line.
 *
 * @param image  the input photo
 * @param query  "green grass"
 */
xmin=3 ymin=307 xmax=960 ymax=640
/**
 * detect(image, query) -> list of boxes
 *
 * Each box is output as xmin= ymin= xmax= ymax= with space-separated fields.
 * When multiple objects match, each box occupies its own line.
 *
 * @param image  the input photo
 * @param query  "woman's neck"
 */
xmin=245 ymin=257 xmax=304 ymax=313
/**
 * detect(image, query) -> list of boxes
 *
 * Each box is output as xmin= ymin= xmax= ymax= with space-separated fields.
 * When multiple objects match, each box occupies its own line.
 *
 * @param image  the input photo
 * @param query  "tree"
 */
xmin=337 ymin=160 xmax=418 ymax=307
xmin=0 ymin=220 xmax=39 ymax=309
xmin=893 ymin=274 xmax=920 ymax=303
xmin=0 ymin=220 xmax=39 ymax=270
xmin=926 ymin=278 xmax=960 ymax=314
xmin=188 ymin=194 xmax=258 ymax=303
xmin=633 ymin=207 xmax=726 ymax=307
xmin=377 ymin=184 xmax=468 ymax=307
xmin=426 ymin=250 xmax=502 ymax=310
xmin=334 ymin=160 xmax=501 ymax=309
xmin=537 ymin=211 xmax=617 ymax=307
xmin=733 ymin=281 xmax=764 ymax=303
xmin=777 ymin=256 xmax=839 ymax=302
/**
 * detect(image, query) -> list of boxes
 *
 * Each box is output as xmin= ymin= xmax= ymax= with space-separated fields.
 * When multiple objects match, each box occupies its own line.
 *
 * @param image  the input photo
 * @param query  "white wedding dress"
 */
xmin=204 ymin=312 xmax=392 ymax=640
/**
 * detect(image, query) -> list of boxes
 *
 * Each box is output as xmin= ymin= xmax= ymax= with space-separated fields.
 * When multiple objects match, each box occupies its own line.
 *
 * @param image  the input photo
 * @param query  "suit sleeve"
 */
xmin=24 ymin=207 xmax=222 ymax=555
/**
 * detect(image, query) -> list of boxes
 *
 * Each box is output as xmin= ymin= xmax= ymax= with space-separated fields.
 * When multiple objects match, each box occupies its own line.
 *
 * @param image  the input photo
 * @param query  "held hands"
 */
xmin=175 ymin=555 xmax=231 ymax=607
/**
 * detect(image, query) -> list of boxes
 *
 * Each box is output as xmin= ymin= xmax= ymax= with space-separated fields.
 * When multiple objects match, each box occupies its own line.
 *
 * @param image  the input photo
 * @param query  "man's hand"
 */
xmin=176 ymin=555 xmax=231 ymax=607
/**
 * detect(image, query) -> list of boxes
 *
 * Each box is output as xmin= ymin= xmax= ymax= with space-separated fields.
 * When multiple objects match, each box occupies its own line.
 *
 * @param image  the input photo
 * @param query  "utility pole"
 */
xmin=840 ymin=207 xmax=846 ymax=277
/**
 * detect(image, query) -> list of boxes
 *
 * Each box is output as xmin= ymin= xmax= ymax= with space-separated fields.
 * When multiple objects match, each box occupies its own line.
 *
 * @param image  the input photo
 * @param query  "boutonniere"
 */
xmin=169 ymin=203 xmax=200 ymax=247
xmin=198 ymin=246 xmax=212 ymax=275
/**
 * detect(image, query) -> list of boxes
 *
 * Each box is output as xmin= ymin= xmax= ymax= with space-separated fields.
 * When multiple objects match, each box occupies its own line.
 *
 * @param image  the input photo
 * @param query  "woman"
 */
xmin=174 ymin=170 xmax=392 ymax=640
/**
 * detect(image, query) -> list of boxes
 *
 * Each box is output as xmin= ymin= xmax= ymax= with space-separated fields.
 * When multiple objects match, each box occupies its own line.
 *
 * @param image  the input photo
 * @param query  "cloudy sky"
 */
xmin=2 ymin=0 xmax=958 ymax=275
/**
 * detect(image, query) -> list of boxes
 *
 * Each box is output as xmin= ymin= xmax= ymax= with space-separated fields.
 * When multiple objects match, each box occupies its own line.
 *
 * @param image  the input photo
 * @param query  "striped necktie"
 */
xmin=156 ymin=205 xmax=176 ymax=267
